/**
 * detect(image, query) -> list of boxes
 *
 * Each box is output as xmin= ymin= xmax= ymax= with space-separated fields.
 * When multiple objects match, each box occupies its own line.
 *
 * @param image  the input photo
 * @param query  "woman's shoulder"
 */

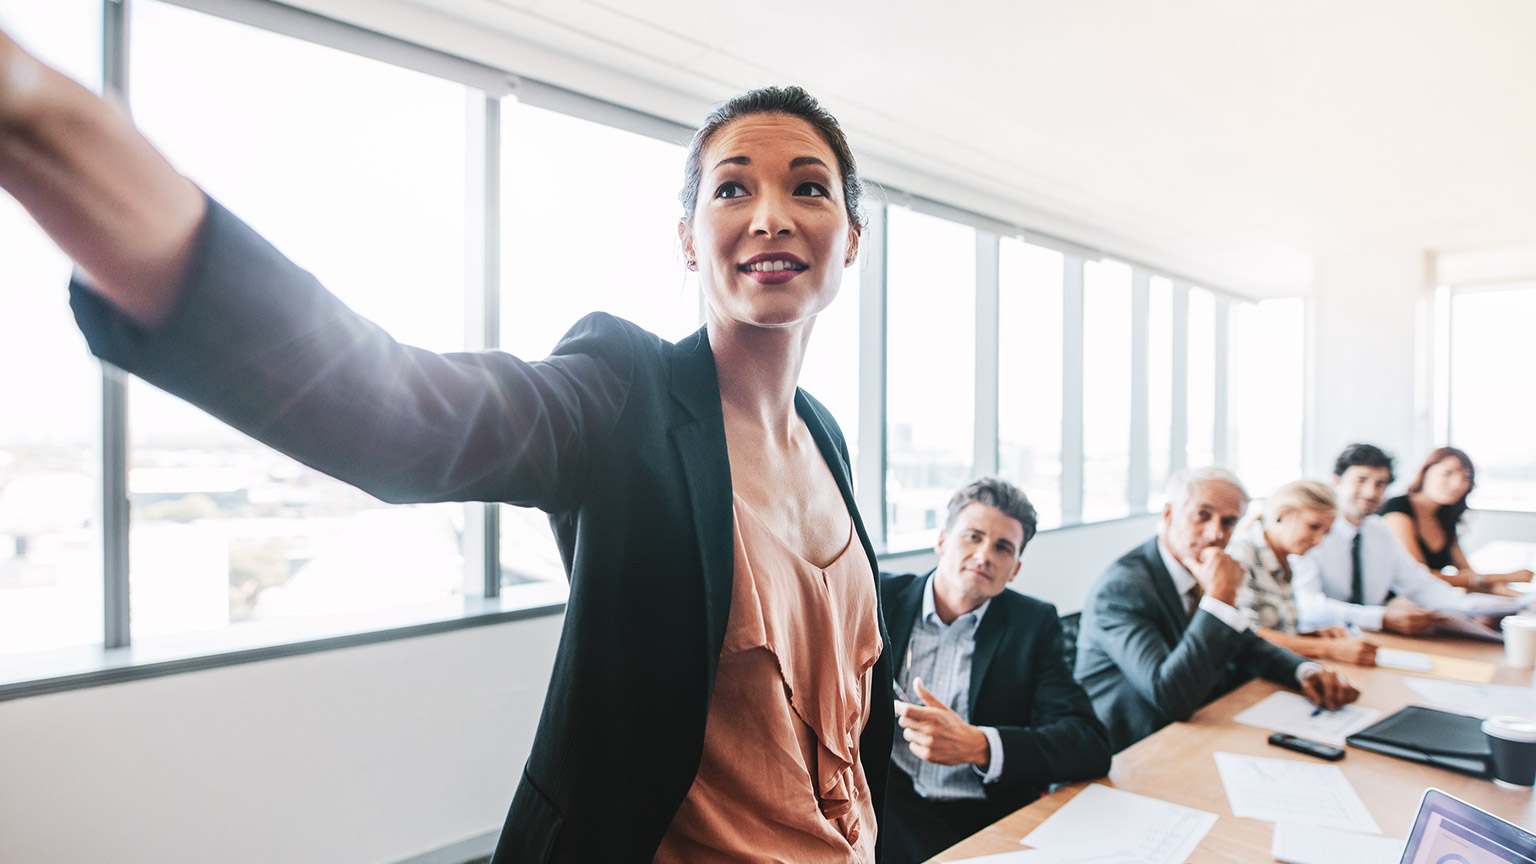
xmin=1378 ymin=495 xmax=1414 ymax=517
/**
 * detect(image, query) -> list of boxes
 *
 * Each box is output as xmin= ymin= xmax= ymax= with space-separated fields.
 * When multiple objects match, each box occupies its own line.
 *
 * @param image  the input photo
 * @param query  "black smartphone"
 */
xmin=1268 ymin=732 xmax=1346 ymax=761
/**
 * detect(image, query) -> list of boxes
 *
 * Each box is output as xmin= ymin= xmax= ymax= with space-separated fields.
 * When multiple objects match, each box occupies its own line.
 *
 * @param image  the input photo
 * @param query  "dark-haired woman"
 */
xmin=1380 ymin=447 xmax=1533 ymax=595
xmin=1 ymin=29 xmax=891 ymax=862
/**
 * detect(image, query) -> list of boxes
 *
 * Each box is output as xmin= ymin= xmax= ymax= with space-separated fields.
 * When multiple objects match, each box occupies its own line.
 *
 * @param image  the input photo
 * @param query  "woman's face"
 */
xmin=1270 ymin=506 xmax=1335 ymax=558
xmin=680 ymin=114 xmax=859 ymax=332
xmin=1422 ymin=456 xmax=1472 ymax=505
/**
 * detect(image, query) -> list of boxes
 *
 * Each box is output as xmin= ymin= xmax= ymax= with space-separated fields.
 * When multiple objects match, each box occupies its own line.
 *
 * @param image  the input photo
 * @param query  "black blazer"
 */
xmin=881 ymin=571 xmax=1109 ymax=820
xmin=70 ymin=197 xmax=894 ymax=863
xmin=1075 ymin=537 xmax=1306 ymax=753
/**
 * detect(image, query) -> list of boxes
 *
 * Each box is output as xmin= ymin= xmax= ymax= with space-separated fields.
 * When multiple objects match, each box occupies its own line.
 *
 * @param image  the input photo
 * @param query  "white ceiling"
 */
xmin=370 ymin=0 xmax=1536 ymax=297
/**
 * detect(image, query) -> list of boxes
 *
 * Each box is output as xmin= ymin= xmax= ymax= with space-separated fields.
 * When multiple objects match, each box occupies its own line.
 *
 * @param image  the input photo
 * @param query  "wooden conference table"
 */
xmin=931 ymin=632 xmax=1536 ymax=862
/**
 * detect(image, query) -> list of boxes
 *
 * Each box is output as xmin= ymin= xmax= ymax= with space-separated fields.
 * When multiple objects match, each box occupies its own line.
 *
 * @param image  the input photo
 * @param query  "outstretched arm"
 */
xmin=0 ymin=28 xmax=203 ymax=327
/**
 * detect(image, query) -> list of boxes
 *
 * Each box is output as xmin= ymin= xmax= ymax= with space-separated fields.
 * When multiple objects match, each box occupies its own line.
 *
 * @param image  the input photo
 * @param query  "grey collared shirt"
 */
xmin=891 ymin=575 xmax=1004 ymax=800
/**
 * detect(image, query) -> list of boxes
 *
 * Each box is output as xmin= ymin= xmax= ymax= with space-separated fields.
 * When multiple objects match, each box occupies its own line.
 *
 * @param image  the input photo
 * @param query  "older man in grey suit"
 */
xmin=1076 ymin=467 xmax=1360 ymax=752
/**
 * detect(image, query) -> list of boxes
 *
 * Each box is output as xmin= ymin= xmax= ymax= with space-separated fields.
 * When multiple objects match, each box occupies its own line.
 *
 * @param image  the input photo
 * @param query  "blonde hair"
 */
xmin=1259 ymin=479 xmax=1337 ymax=528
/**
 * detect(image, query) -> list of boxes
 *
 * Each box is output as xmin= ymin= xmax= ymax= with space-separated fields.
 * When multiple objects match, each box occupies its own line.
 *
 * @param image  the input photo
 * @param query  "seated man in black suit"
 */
xmin=1075 ymin=467 xmax=1360 ymax=754
xmin=882 ymin=477 xmax=1111 ymax=864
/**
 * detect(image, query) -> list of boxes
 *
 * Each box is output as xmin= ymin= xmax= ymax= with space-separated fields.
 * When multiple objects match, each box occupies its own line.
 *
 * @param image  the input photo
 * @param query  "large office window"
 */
xmin=1146 ymin=276 xmax=1174 ymax=510
xmin=885 ymin=207 xmax=976 ymax=550
xmin=1186 ymin=287 xmax=1217 ymax=470
xmin=126 ymin=1 xmax=476 ymax=636
xmin=1081 ymin=259 xmax=1132 ymax=521
xmin=998 ymin=239 xmax=1063 ymax=528
xmin=1231 ymin=298 xmax=1305 ymax=496
xmin=1448 ymin=285 xmax=1536 ymax=510
xmin=0 ymin=1 xmax=103 ymax=657
xmin=800 ymin=256 xmax=862 ymax=468
xmin=497 ymin=100 xmax=696 ymax=589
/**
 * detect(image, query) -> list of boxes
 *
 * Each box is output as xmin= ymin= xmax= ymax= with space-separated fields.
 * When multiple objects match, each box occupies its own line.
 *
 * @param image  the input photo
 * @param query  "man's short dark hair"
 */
xmin=944 ymin=477 xmax=1039 ymax=547
xmin=1333 ymin=443 xmax=1395 ymax=483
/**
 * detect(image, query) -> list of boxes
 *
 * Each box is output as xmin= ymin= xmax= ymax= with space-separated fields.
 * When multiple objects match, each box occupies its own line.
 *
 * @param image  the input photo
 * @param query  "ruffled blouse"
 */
xmin=654 ymin=493 xmax=882 ymax=863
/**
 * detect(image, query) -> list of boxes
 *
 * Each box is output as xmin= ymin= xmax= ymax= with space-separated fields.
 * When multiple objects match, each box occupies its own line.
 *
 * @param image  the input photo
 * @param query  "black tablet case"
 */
xmin=1346 ymin=705 xmax=1491 ymax=778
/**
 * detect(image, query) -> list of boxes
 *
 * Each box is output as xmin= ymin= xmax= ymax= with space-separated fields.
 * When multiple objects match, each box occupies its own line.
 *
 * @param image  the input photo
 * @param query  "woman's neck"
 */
xmin=706 ymin=316 xmax=813 ymax=440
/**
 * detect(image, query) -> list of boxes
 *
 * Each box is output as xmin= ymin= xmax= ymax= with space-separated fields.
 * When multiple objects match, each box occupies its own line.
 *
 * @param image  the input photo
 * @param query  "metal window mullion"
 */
xmin=858 ymin=206 xmax=888 ymax=547
xmin=1128 ymin=269 xmax=1151 ymax=511
xmin=1061 ymin=255 xmax=1085 ymax=524
xmin=1213 ymin=297 xmax=1231 ymax=466
xmin=1170 ymin=280 xmax=1190 ymax=474
xmin=973 ymin=232 xmax=1000 ymax=478
xmin=463 ymin=91 xmax=501 ymax=598
xmin=101 ymin=0 xmax=132 ymax=650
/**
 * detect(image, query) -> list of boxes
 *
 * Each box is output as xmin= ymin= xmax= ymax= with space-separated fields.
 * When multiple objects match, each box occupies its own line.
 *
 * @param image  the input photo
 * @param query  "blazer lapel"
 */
xmin=885 ymin=570 xmax=928 ymax=665
xmin=1140 ymin=537 xmax=1192 ymax=628
xmin=797 ymin=389 xmax=892 ymax=654
xmin=969 ymin=592 xmax=1010 ymax=712
xmin=668 ymin=327 xmax=735 ymax=694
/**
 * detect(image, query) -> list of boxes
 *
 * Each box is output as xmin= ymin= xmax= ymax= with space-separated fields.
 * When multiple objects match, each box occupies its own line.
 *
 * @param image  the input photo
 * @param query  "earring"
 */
xmin=686 ymin=257 xmax=696 ymax=270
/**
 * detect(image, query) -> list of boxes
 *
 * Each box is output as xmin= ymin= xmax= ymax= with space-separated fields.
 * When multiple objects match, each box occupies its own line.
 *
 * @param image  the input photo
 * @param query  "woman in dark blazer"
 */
xmin=1 ymin=29 xmax=892 ymax=863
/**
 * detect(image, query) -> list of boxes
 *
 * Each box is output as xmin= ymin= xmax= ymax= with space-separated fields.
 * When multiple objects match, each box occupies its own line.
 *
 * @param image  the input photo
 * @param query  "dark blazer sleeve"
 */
xmin=68 ymin=195 xmax=635 ymax=512
xmin=984 ymin=601 xmax=1110 ymax=801
xmin=1088 ymin=554 xmax=1252 ymax=723
xmin=1237 ymin=629 xmax=1310 ymax=687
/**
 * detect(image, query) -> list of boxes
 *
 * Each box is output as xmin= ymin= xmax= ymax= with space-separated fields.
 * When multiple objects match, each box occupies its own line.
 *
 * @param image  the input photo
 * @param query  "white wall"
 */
xmin=0 ymin=616 xmax=561 ymax=864
xmin=1306 ymin=248 xmax=1434 ymax=477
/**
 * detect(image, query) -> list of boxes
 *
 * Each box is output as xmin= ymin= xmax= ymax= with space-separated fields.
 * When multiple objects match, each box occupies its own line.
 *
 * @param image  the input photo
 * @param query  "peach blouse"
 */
xmin=654 ymin=493 xmax=882 ymax=863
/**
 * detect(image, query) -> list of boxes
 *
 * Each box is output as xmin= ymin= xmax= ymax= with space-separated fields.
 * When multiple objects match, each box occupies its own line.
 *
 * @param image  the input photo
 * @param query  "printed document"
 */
xmin=1213 ymin=752 xmax=1381 ymax=834
xmin=1016 ymin=784 xmax=1216 ymax=864
xmin=1231 ymin=690 xmax=1381 ymax=745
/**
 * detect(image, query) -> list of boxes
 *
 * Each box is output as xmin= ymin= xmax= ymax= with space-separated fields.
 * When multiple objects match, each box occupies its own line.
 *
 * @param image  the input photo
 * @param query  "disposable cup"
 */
xmin=1482 ymin=715 xmax=1536 ymax=788
xmin=1502 ymin=616 xmax=1536 ymax=669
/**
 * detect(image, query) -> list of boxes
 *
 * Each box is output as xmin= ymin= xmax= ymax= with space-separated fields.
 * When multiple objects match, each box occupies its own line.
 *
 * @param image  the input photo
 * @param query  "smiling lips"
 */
xmin=739 ymin=253 xmax=809 ymax=284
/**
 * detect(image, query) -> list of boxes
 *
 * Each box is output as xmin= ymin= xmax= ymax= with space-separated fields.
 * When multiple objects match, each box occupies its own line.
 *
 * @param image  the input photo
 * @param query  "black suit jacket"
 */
xmin=70 ymin=197 xmax=894 ymax=863
xmin=1075 ymin=537 xmax=1307 ymax=752
xmin=881 ymin=571 xmax=1109 ymax=821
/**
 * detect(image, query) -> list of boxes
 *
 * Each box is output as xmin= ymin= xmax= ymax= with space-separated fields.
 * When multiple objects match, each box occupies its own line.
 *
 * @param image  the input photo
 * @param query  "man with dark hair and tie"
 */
xmin=881 ymin=477 xmax=1110 ymax=864
xmin=1292 ymin=443 xmax=1487 ymax=634
xmin=1076 ymin=467 xmax=1359 ymax=753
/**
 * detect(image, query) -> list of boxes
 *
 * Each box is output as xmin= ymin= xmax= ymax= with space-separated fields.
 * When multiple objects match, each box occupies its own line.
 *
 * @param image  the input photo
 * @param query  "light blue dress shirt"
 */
xmin=891 ymin=575 xmax=1005 ymax=801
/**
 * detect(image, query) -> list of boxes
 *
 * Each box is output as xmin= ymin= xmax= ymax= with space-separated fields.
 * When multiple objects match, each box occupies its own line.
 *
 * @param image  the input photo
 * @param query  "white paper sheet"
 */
xmin=1271 ymin=822 xmax=1405 ymax=864
xmin=1017 ymin=784 xmax=1217 ymax=864
xmin=1212 ymin=752 xmax=1381 ymax=834
xmin=1402 ymin=677 xmax=1536 ymax=719
xmin=1375 ymin=648 xmax=1434 ymax=671
xmin=950 ymin=843 xmax=1143 ymax=864
xmin=1231 ymin=690 xmax=1382 ymax=745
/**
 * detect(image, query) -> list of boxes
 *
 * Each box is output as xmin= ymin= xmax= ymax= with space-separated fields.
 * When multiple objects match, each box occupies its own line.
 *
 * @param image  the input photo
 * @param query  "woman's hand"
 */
xmin=0 ymin=26 xmax=203 ymax=328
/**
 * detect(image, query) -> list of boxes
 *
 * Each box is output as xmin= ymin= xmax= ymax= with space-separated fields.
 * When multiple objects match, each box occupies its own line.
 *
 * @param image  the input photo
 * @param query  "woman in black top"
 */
xmin=1380 ymin=447 xmax=1533 ymax=594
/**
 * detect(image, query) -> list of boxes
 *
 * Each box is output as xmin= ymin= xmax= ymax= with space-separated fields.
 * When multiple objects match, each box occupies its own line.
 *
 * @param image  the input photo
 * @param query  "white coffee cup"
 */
xmin=1502 ymin=615 xmax=1536 ymax=669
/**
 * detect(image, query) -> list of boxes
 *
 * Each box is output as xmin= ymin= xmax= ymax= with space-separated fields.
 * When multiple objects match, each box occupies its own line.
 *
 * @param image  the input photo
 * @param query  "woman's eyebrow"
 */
xmin=789 ymin=156 xmax=829 ymax=170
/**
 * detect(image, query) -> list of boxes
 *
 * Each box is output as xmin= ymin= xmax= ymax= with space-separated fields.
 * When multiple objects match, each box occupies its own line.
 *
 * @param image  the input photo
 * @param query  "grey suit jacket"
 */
xmin=1075 ymin=537 xmax=1306 ymax=752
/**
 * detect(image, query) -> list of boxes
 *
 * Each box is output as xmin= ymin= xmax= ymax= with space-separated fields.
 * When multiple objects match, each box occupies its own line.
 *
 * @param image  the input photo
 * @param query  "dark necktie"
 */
xmin=1188 ymin=582 xmax=1204 ymax=620
xmin=1348 ymin=530 xmax=1364 ymax=605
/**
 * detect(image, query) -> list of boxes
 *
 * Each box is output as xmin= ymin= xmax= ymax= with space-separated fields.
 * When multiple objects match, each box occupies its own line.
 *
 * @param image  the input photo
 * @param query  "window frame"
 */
xmin=1 ymin=0 xmax=1308 ymax=699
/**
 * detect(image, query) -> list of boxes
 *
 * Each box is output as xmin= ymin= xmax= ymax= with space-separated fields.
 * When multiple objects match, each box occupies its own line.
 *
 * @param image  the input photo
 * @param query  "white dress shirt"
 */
xmin=1158 ymin=535 xmax=1321 ymax=684
xmin=1291 ymin=514 xmax=1473 ymax=631
xmin=1156 ymin=536 xmax=1250 ymax=632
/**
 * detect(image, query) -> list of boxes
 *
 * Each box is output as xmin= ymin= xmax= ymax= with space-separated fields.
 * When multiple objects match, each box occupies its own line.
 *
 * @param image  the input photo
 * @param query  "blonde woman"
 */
xmin=1232 ymin=480 xmax=1379 ymax=666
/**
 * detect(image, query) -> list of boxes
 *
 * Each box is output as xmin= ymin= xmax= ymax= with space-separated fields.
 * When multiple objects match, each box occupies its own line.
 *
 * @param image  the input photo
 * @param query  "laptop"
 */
xmin=1399 ymin=788 xmax=1535 ymax=864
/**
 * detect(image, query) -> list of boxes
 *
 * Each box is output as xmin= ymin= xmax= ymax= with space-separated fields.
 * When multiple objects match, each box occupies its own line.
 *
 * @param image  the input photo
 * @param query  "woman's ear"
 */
xmin=678 ymin=219 xmax=696 ymax=270
xmin=844 ymin=224 xmax=861 ymax=267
